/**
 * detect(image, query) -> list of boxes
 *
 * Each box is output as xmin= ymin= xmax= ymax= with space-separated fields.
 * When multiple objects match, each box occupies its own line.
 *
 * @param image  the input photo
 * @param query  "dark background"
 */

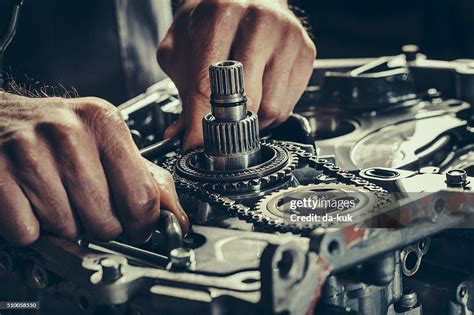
xmin=300 ymin=0 xmax=474 ymax=60
xmin=1 ymin=0 xmax=472 ymax=104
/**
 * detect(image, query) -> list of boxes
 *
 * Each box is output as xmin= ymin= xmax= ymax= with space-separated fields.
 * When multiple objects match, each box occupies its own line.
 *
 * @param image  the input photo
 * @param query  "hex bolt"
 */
xmin=402 ymin=44 xmax=419 ymax=62
xmin=446 ymin=169 xmax=469 ymax=187
xmin=398 ymin=289 xmax=418 ymax=309
xmin=100 ymin=258 xmax=122 ymax=283
xmin=169 ymin=248 xmax=195 ymax=269
xmin=31 ymin=264 xmax=49 ymax=289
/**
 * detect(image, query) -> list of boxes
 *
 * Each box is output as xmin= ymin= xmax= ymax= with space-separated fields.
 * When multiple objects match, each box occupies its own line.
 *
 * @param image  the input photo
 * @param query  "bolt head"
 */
xmin=100 ymin=258 xmax=122 ymax=282
xmin=446 ymin=169 xmax=468 ymax=187
xmin=170 ymin=248 xmax=195 ymax=268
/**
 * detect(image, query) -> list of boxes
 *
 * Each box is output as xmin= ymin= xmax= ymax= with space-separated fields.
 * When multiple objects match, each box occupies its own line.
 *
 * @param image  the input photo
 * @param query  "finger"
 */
xmin=230 ymin=7 xmax=281 ymax=113
xmin=286 ymin=39 xmax=317 ymax=110
xmin=36 ymin=117 xmax=123 ymax=241
xmin=0 ymin=157 xmax=40 ymax=246
xmin=3 ymin=130 xmax=79 ymax=239
xmin=181 ymin=92 xmax=210 ymax=150
xmin=163 ymin=116 xmax=185 ymax=141
xmin=74 ymin=98 xmax=161 ymax=244
xmin=259 ymin=50 xmax=298 ymax=129
xmin=147 ymin=162 xmax=189 ymax=235
xmin=181 ymin=3 xmax=244 ymax=150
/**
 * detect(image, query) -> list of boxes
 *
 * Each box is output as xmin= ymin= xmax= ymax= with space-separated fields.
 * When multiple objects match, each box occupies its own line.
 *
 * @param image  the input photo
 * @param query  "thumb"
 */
xmin=181 ymin=93 xmax=210 ymax=151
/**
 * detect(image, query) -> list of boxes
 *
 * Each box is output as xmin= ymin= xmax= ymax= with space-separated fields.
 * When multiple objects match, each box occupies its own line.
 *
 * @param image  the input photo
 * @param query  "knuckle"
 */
xmin=157 ymin=41 xmax=173 ymax=71
xmin=193 ymin=1 xmax=220 ymax=16
xmin=285 ymin=22 xmax=304 ymax=41
xmin=35 ymin=111 xmax=83 ymax=146
xmin=51 ymin=222 xmax=77 ymax=240
xmin=73 ymin=98 xmax=127 ymax=136
xmin=162 ymin=169 xmax=174 ymax=184
xmin=192 ymin=81 xmax=212 ymax=105
xmin=125 ymin=183 xmax=159 ymax=222
xmin=302 ymin=40 xmax=317 ymax=60
xmin=2 ymin=129 xmax=37 ymax=160
xmin=276 ymin=113 xmax=290 ymax=124
xmin=259 ymin=105 xmax=282 ymax=120
xmin=246 ymin=3 xmax=267 ymax=20
xmin=9 ymin=129 xmax=37 ymax=148
xmin=130 ymin=190 xmax=158 ymax=216
xmin=74 ymin=97 xmax=121 ymax=121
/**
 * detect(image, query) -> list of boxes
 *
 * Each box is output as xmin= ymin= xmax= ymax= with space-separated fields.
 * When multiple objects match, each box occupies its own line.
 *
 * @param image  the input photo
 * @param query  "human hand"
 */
xmin=157 ymin=0 xmax=316 ymax=150
xmin=0 ymin=92 xmax=188 ymax=246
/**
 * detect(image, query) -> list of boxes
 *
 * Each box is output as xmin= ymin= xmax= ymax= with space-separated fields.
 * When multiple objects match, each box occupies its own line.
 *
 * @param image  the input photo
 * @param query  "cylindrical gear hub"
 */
xmin=203 ymin=60 xmax=261 ymax=171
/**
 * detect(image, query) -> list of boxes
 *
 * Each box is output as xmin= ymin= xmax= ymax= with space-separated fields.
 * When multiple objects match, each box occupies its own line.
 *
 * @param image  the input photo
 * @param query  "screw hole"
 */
xmin=418 ymin=239 xmax=427 ymax=251
xmin=78 ymin=295 xmax=90 ymax=311
xmin=242 ymin=277 xmax=258 ymax=284
xmin=404 ymin=251 xmax=418 ymax=272
xmin=433 ymin=198 xmax=446 ymax=214
xmin=327 ymin=240 xmax=340 ymax=256
xmin=277 ymin=250 xmax=294 ymax=279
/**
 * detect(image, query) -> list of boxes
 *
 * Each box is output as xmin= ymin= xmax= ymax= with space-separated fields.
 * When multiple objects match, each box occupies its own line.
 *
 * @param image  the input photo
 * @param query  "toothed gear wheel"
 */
xmin=169 ymin=140 xmax=299 ymax=193
xmin=253 ymin=183 xmax=384 ymax=234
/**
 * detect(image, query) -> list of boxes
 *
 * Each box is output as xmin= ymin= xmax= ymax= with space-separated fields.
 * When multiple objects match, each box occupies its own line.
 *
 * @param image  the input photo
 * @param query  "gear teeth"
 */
xmin=203 ymin=112 xmax=260 ymax=156
xmin=253 ymin=182 xmax=386 ymax=234
xmin=209 ymin=61 xmax=245 ymax=100
xmin=250 ymin=179 xmax=260 ymax=186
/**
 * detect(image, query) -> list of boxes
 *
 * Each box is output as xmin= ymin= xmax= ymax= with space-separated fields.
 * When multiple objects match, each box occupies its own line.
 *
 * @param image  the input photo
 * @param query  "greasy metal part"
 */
xmin=1 ymin=227 xmax=317 ymax=314
xmin=139 ymin=133 xmax=182 ymax=160
xmin=317 ymin=251 xmax=404 ymax=315
xmin=260 ymin=241 xmax=322 ymax=315
xmin=2 ymin=54 xmax=474 ymax=315
xmin=169 ymin=247 xmax=195 ymax=269
xmin=254 ymin=183 xmax=381 ymax=232
xmin=86 ymin=240 xmax=168 ymax=267
xmin=400 ymin=238 xmax=430 ymax=277
xmin=151 ymin=209 xmax=184 ymax=256
xmin=445 ymin=169 xmax=469 ymax=187
xmin=203 ymin=60 xmax=261 ymax=171
xmin=99 ymin=257 xmax=122 ymax=283
xmin=209 ymin=60 xmax=246 ymax=106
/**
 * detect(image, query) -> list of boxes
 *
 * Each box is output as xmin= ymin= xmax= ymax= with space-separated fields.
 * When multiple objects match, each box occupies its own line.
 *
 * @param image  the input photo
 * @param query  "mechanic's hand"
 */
xmin=0 ymin=92 xmax=189 ymax=246
xmin=158 ymin=0 xmax=316 ymax=150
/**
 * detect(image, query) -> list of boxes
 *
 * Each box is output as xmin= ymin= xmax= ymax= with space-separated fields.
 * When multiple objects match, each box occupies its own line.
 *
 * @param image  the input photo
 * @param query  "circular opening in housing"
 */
xmin=458 ymin=286 xmax=468 ymax=299
xmin=297 ymin=113 xmax=357 ymax=140
xmin=215 ymin=60 xmax=238 ymax=67
xmin=404 ymin=251 xmax=418 ymax=272
xmin=78 ymin=295 xmax=90 ymax=311
xmin=278 ymin=250 xmax=295 ymax=279
xmin=242 ymin=277 xmax=259 ymax=284
xmin=433 ymin=198 xmax=446 ymax=214
xmin=418 ymin=239 xmax=427 ymax=251
xmin=365 ymin=168 xmax=400 ymax=179
xmin=447 ymin=169 xmax=466 ymax=177
xmin=327 ymin=240 xmax=340 ymax=256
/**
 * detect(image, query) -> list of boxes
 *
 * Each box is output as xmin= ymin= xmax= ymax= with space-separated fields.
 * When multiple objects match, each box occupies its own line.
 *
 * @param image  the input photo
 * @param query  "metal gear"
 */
xmin=253 ymin=183 xmax=381 ymax=234
xmin=168 ymin=140 xmax=300 ymax=194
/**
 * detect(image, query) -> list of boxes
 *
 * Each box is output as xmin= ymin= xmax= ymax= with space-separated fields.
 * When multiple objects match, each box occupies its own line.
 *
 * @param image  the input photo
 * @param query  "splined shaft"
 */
xmin=203 ymin=60 xmax=261 ymax=171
